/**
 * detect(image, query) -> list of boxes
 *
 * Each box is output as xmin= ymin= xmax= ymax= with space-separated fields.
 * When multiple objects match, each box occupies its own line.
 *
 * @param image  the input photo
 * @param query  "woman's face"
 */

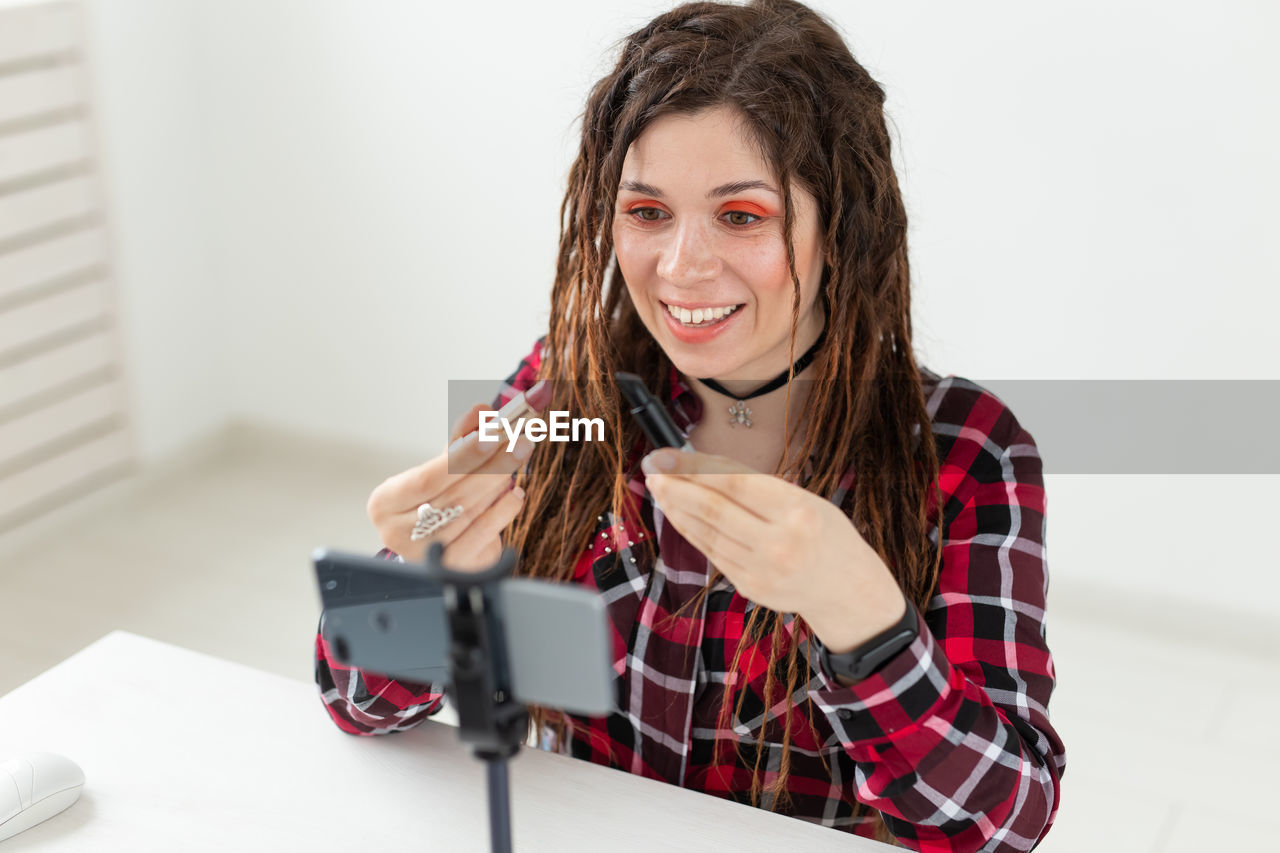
xmin=613 ymin=106 xmax=826 ymax=384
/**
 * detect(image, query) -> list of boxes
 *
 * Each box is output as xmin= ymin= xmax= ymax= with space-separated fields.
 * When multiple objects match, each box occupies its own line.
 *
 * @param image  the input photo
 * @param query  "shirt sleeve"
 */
xmin=313 ymin=548 xmax=449 ymax=735
xmin=313 ymin=338 xmax=547 ymax=735
xmin=808 ymin=396 xmax=1066 ymax=852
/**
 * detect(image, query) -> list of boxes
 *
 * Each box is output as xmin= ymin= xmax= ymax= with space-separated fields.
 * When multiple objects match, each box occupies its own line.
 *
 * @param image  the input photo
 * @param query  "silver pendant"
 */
xmin=728 ymin=400 xmax=753 ymax=428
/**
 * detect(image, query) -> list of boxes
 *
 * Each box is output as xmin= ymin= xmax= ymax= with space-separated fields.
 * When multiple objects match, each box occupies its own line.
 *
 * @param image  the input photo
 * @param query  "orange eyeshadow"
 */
xmin=721 ymin=200 xmax=773 ymax=216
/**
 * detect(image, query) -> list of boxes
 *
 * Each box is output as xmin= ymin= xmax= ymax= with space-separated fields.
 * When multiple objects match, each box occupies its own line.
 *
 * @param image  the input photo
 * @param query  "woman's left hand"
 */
xmin=641 ymin=447 xmax=907 ymax=654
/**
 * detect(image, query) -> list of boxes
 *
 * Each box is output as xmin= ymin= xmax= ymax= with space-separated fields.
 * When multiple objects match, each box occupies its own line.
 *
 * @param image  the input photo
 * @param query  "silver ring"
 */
xmin=410 ymin=501 xmax=464 ymax=540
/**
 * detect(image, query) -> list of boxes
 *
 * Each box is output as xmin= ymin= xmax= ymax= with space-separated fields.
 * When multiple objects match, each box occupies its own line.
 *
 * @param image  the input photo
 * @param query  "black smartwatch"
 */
xmin=816 ymin=595 xmax=919 ymax=683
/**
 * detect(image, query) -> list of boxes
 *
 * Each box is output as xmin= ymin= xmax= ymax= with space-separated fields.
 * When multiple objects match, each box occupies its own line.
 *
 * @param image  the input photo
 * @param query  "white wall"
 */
xmin=81 ymin=0 xmax=226 ymax=462
xmin=876 ymin=2 xmax=1280 ymax=381
xmin=188 ymin=0 xmax=684 ymax=455
xmin=80 ymin=1 xmax=1280 ymax=612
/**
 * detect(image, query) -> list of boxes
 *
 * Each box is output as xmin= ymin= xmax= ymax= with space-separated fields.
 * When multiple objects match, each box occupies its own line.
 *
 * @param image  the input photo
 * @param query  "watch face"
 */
xmin=825 ymin=626 xmax=918 ymax=681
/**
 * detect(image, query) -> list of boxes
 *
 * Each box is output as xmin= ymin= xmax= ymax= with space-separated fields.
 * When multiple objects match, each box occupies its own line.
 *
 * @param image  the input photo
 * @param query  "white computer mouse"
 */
xmin=0 ymin=752 xmax=85 ymax=842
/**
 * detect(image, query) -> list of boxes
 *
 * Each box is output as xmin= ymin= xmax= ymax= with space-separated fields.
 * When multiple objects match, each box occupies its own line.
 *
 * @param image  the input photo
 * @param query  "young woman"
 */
xmin=315 ymin=1 xmax=1066 ymax=849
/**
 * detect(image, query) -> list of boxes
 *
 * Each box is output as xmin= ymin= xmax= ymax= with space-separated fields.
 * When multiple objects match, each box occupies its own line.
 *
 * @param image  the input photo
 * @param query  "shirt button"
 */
xmin=837 ymin=709 xmax=854 ymax=721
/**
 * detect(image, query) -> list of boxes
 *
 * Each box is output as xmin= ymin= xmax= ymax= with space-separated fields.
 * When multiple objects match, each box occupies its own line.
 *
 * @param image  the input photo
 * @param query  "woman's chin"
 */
xmin=663 ymin=349 xmax=741 ymax=382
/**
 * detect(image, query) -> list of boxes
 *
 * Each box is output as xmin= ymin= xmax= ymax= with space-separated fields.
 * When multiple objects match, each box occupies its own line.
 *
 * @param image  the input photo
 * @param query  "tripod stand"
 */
xmin=423 ymin=542 xmax=527 ymax=853
xmin=315 ymin=542 xmax=615 ymax=850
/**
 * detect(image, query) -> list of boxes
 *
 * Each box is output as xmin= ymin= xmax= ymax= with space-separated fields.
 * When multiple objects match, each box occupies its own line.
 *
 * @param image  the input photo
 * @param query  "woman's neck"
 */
xmin=697 ymin=315 xmax=826 ymax=400
xmin=686 ymin=313 xmax=824 ymax=435
xmin=682 ymin=347 xmax=821 ymax=474
xmin=682 ymin=386 xmax=813 ymax=474
xmin=687 ymin=360 xmax=817 ymax=430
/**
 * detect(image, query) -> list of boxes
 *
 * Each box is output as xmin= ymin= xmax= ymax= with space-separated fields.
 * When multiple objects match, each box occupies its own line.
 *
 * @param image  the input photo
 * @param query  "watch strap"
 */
xmin=816 ymin=595 xmax=919 ymax=683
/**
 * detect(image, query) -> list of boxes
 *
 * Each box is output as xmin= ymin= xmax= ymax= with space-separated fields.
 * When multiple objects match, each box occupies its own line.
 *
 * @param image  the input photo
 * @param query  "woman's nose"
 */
xmin=656 ymin=221 xmax=721 ymax=286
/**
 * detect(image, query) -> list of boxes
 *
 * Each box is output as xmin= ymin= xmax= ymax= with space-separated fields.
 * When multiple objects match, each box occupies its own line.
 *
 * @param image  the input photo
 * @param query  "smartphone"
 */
xmin=313 ymin=549 xmax=615 ymax=716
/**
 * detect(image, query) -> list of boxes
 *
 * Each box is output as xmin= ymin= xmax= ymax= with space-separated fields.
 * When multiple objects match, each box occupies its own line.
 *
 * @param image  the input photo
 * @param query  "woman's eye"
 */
xmin=723 ymin=210 xmax=761 ymax=226
xmin=624 ymin=207 xmax=760 ymax=226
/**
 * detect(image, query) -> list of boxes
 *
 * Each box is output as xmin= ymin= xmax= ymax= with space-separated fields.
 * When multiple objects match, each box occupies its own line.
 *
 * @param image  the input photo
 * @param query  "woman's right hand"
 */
xmin=366 ymin=402 xmax=533 ymax=571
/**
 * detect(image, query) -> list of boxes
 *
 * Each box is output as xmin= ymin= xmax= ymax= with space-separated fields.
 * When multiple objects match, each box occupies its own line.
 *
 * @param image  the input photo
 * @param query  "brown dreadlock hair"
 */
xmin=503 ymin=0 xmax=942 ymax=843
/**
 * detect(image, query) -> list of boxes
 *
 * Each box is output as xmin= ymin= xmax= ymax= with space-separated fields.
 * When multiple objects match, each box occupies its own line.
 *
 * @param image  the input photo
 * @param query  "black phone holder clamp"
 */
xmin=423 ymin=541 xmax=527 ymax=853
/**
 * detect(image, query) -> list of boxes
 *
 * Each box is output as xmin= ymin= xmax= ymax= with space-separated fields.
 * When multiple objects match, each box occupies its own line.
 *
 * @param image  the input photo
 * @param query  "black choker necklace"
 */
xmin=696 ymin=327 xmax=827 ymax=428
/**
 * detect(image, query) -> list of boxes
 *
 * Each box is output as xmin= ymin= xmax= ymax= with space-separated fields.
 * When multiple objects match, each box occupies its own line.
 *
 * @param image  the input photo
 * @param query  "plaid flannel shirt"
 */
xmin=315 ymin=339 xmax=1066 ymax=851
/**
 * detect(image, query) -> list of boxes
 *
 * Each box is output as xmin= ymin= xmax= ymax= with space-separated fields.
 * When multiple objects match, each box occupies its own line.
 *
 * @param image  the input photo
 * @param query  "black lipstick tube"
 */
xmin=616 ymin=372 xmax=695 ymax=452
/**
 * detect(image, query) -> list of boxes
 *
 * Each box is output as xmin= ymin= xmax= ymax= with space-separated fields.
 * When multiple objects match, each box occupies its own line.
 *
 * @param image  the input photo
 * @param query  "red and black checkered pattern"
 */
xmin=315 ymin=339 xmax=1065 ymax=851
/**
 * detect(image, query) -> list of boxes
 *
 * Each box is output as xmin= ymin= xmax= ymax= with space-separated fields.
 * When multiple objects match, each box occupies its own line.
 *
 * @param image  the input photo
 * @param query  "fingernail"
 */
xmin=641 ymin=450 xmax=676 ymax=475
xmin=525 ymin=379 xmax=552 ymax=410
xmin=513 ymin=438 xmax=534 ymax=462
xmin=447 ymin=432 xmax=474 ymax=455
xmin=512 ymin=486 xmax=525 ymax=501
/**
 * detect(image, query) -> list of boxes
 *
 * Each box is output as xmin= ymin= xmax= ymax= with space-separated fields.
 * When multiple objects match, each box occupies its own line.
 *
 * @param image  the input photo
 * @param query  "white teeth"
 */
xmin=664 ymin=302 xmax=740 ymax=326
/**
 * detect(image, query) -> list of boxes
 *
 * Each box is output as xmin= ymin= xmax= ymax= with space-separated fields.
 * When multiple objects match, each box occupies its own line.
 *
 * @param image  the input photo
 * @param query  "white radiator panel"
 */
xmin=0 ymin=1 xmax=132 ymax=535
xmin=0 ymin=224 xmax=105 ymax=301
xmin=0 ymin=175 xmax=95 ymax=243
xmin=0 ymin=64 xmax=82 ymax=124
xmin=0 ymin=329 xmax=113 ymax=411
xmin=0 ymin=376 xmax=122 ymax=465
xmin=0 ymin=280 xmax=109 ymax=357
xmin=0 ymin=120 xmax=90 ymax=184
xmin=0 ymin=3 xmax=76 ymax=65
xmin=0 ymin=429 xmax=132 ymax=528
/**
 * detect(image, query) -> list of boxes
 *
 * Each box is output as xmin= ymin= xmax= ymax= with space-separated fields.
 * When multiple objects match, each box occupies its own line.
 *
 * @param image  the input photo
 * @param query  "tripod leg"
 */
xmin=486 ymin=755 xmax=512 ymax=853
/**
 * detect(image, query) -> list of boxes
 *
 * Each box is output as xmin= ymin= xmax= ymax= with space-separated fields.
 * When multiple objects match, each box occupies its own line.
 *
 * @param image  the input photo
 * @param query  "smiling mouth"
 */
xmin=661 ymin=301 xmax=744 ymax=328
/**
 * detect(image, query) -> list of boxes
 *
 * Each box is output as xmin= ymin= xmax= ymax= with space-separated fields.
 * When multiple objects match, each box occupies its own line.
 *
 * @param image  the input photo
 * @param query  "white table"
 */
xmin=0 ymin=632 xmax=893 ymax=851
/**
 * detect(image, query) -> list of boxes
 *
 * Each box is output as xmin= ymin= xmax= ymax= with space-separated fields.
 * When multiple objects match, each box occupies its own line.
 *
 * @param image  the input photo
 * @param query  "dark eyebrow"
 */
xmin=618 ymin=179 xmax=780 ymax=199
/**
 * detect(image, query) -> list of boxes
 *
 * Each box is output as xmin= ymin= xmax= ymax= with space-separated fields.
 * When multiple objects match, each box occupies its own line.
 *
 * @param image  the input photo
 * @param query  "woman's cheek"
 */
xmin=727 ymin=243 xmax=791 ymax=293
xmin=614 ymin=235 xmax=659 ymax=332
xmin=613 ymin=228 xmax=645 ymax=278
xmin=615 ymin=231 xmax=664 ymax=299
